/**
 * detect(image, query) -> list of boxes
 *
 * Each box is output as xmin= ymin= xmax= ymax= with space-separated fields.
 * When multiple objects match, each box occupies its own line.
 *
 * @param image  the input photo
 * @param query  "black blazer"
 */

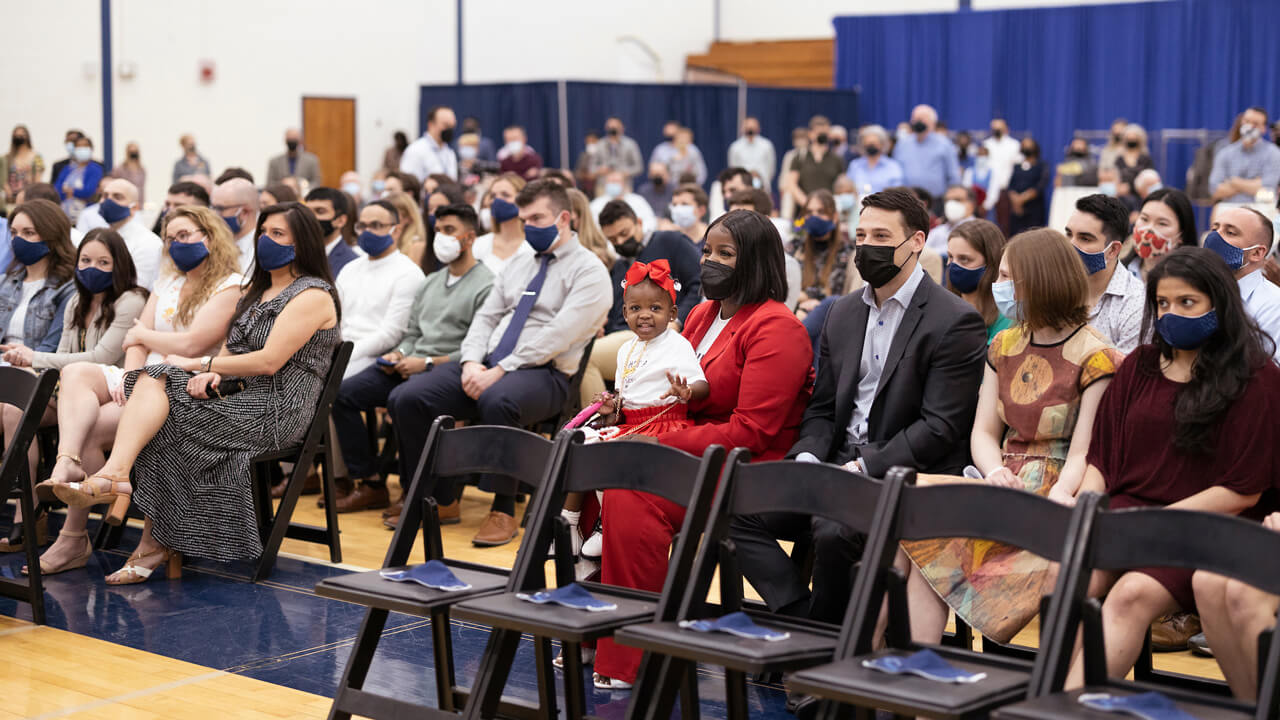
xmin=789 ymin=272 xmax=987 ymax=477
xmin=604 ymin=230 xmax=703 ymax=333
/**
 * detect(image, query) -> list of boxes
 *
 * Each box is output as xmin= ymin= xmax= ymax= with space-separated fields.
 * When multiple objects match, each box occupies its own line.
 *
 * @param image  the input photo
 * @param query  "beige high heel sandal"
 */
xmin=105 ymin=546 xmax=183 ymax=585
xmin=34 ymin=453 xmax=88 ymax=503
xmin=22 ymin=530 xmax=92 ymax=576
xmin=52 ymin=470 xmax=132 ymax=525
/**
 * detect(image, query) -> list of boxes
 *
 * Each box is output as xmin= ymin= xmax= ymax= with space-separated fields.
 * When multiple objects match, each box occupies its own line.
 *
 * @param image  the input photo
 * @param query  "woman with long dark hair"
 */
xmin=592 ymin=209 xmax=815 ymax=689
xmin=791 ymin=189 xmax=853 ymax=316
xmin=50 ymin=201 xmax=341 ymax=583
xmin=1063 ymin=246 xmax=1280 ymax=687
xmin=1125 ymin=187 xmax=1197 ymax=280
xmin=0 ymin=227 xmax=146 ymax=555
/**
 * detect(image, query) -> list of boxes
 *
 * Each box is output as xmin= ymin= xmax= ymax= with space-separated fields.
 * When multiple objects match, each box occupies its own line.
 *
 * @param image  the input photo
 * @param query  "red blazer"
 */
xmin=660 ymin=300 xmax=814 ymax=461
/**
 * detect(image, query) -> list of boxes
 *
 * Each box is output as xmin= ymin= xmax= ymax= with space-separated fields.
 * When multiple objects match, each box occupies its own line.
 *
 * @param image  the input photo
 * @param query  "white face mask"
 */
xmin=670 ymin=204 xmax=698 ymax=229
xmin=341 ymin=182 xmax=362 ymax=198
xmin=433 ymin=233 xmax=462 ymax=264
xmin=479 ymin=207 xmax=493 ymax=232
xmin=944 ymin=200 xmax=969 ymax=224
xmin=73 ymin=146 xmax=92 ymax=163
xmin=504 ymin=140 xmax=524 ymax=155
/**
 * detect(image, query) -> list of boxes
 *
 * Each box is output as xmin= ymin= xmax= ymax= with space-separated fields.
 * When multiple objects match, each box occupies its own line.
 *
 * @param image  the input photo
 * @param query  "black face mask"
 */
xmin=615 ymin=236 xmax=642 ymax=258
xmin=440 ymin=127 xmax=456 ymax=144
xmin=991 ymin=129 xmax=1005 ymax=139
xmin=317 ymin=218 xmax=336 ymax=238
xmin=12 ymin=135 xmax=27 ymax=146
xmin=1021 ymin=147 xmax=1038 ymax=159
xmin=664 ymin=133 xmax=676 ymax=142
xmin=286 ymin=139 xmax=299 ymax=152
xmin=910 ymin=121 xmax=928 ymax=134
xmin=607 ymin=127 xmax=620 ymax=137
xmin=1124 ymin=140 xmax=1139 ymax=150
xmin=864 ymin=144 xmax=881 ymax=157
xmin=700 ymin=260 xmax=735 ymax=301
xmin=1111 ymin=132 xmax=1122 ymax=143
xmin=1069 ymin=149 xmax=1088 ymax=159
xmin=854 ymin=238 xmax=911 ymax=288
xmin=744 ymin=129 xmax=756 ymax=137
xmin=815 ymin=133 xmax=829 ymax=145
xmin=649 ymin=175 xmax=665 ymax=186
xmin=128 ymin=151 xmax=139 ymax=160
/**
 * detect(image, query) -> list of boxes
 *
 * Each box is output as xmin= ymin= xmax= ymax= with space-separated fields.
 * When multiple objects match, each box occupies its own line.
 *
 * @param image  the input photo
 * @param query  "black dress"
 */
xmin=125 ymin=276 xmax=341 ymax=561
xmin=1008 ymin=160 xmax=1048 ymax=235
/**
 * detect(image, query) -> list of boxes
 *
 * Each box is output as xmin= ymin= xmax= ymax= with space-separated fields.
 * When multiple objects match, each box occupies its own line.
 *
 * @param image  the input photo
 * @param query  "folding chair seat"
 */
xmin=995 ymin=506 xmax=1280 ymax=720
xmin=615 ymin=449 xmax=889 ymax=720
xmin=315 ymin=417 xmax=557 ymax=720
xmin=787 ymin=471 xmax=1101 ymax=720
xmin=249 ymin=340 xmax=352 ymax=581
xmin=451 ymin=433 xmax=726 ymax=720
xmin=0 ymin=367 xmax=59 ymax=624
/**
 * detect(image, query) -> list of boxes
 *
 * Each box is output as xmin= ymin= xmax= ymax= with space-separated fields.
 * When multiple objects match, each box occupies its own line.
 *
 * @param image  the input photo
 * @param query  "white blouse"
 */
xmin=615 ymin=328 xmax=706 ymax=410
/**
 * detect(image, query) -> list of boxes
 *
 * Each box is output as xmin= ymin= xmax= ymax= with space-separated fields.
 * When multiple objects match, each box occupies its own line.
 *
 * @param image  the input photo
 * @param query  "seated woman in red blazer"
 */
xmin=592 ymin=209 xmax=815 ymax=690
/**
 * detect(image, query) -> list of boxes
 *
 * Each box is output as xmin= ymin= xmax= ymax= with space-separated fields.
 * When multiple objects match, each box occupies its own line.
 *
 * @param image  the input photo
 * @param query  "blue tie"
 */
xmin=488 ymin=253 xmax=553 ymax=366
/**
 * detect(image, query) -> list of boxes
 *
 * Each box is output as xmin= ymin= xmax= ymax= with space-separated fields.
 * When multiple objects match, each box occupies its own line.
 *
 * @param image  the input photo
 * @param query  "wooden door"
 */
xmin=302 ymin=97 xmax=356 ymax=189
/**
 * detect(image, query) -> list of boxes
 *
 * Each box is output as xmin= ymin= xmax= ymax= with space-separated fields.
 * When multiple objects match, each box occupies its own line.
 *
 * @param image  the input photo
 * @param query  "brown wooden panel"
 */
xmin=302 ymin=96 xmax=356 ymax=189
xmin=686 ymin=38 xmax=834 ymax=88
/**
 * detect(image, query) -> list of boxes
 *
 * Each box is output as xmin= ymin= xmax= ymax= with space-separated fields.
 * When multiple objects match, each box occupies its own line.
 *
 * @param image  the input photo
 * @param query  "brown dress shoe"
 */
xmin=437 ymin=500 xmax=461 ymax=525
xmin=381 ymin=499 xmax=404 ymax=519
xmin=318 ymin=476 xmax=355 ymax=507
xmin=472 ymin=511 xmax=518 ymax=547
xmin=334 ymin=484 xmax=391 ymax=514
xmin=271 ymin=469 xmax=321 ymax=499
xmin=1151 ymin=612 xmax=1202 ymax=652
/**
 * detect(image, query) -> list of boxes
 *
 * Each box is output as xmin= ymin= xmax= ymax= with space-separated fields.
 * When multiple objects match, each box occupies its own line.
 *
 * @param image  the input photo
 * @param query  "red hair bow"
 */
xmin=623 ymin=259 xmax=679 ymax=303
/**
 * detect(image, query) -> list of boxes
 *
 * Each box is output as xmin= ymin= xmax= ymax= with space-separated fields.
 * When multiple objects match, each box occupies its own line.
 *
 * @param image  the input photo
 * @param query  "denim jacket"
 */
xmin=0 ymin=269 xmax=75 ymax=352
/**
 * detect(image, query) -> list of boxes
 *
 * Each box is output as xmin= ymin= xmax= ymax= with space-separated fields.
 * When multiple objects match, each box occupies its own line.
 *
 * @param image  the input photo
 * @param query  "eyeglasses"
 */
xmin=165 ymin=229 xmax=205 ymax=244
xmin=354 ymin=221 xmax=395 ymax=233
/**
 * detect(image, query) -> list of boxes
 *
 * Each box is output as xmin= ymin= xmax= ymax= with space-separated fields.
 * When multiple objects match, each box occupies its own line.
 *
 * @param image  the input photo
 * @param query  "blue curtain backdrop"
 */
xmin=833 ymin=0 xmax=1280 ymax=192
xmin=419 ymin=82 xmax=860 ymax=186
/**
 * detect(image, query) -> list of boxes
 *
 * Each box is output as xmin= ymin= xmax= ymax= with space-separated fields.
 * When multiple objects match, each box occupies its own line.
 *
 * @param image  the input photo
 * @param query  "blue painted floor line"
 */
xmin=0 ymin=511 xmax=794 ymax=719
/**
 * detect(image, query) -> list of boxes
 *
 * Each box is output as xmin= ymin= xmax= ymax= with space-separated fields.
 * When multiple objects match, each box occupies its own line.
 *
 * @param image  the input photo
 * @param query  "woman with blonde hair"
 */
xmin=385 ymin=191 xmax=426 ymax=257
xmin=1114 ymin=123 xmax=1155 ymax=198
xmin=567 ymin=187 xmax=614 ymax=268
xmin=31 ymin=205 xmax=243 ymax=574
xmin=903 ymin=228 xmax=1122 ymax=645
xmin=473 ymin=172 xmax=530 ymax=274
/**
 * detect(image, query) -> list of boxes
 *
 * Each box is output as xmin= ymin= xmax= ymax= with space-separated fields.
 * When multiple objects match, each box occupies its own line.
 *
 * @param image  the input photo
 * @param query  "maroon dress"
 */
xmin=1087 ymin=345 xmax=1280 ymax=611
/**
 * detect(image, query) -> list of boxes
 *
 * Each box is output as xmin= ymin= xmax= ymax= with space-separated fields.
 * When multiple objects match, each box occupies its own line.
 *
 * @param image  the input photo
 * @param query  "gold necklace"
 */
xmin=616 ymin=337 xmax=652 ymax=407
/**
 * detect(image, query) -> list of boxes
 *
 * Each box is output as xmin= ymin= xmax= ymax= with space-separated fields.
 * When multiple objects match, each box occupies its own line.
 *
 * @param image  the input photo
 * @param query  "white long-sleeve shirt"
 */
xmin=117 ymin=216 xmax=163 ymax=291
xmin=335 ymin=250 xmax=427 ymax=377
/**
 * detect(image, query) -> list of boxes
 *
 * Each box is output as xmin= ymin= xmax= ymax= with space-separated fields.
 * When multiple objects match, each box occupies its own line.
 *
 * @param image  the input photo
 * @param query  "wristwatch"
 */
xmin=425 ymin=357 xmax=435 ymax=371
xmin=201 ymin=355 xmax=212 ymax=373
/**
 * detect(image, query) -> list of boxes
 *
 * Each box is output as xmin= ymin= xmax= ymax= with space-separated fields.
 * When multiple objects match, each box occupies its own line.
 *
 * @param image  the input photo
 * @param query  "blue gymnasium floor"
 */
xmin=0 ymin=512 xmax=793 ymax=719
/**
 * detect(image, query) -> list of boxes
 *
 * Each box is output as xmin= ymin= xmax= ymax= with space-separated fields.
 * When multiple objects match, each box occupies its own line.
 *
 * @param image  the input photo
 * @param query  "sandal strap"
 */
xmin=56 ymin=453 xmax=83 ymax=465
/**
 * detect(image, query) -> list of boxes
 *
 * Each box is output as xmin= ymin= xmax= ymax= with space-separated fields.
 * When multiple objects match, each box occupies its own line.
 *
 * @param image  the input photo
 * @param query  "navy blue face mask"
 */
xmin=76 ymin=266 xmax=115 ymax=293
xmin=12 ymin=236 xmax=50 ymax=266
xmin=168 ymin=240 xmax=210 ymax=272
xmin=947 ymin=261 xmax=986 ymax=294
xmin=524 ymin=221 xmax=560 ymax=253
xmin=222 ymin=212 xmax=242 ymax=236
xmin=491 ymin=197 xmax=520 ymax=224
xmin=1156 ymin=310 xmax=1218 ymax=350
xmin=357 ymin=230 xmax=395 ymax=256
xmin=256 ymin=234 xmax=296 ymax=271
xmin=1204 ymin=230 xmax=1262 ymax=271
xmin=98 ymin=197 xmax=132 ymax=224
xmin=1075 ymin=243 xmax=1114 ymax=275
xmin=802 ymin=215 xmax=836 ymax=237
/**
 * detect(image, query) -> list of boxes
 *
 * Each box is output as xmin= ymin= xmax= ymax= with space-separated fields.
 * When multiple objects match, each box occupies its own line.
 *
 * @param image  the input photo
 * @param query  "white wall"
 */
xmin=1 ymin=0 xmax=1159 ymax=211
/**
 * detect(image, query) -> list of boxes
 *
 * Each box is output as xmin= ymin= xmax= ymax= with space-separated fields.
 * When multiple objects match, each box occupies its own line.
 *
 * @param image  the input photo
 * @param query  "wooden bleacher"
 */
xmin=686 ymin=39 xmax=834 ymax=88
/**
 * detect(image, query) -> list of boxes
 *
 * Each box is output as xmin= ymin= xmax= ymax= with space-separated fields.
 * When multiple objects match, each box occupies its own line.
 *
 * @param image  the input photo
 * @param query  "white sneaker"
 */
xmin=580 ymin=529 xmax=602 ymax=559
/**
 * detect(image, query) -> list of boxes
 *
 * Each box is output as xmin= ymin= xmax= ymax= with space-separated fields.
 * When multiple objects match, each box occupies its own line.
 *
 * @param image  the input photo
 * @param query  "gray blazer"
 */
xmin=266 ymin=151 xmax=321 ymax=186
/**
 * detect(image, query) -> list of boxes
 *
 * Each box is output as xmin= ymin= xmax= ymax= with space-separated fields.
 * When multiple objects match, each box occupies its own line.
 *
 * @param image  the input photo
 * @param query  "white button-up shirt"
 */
xmin=847 ymin=262 xmax=925 ymax=446
xmin=1240 ymin=268 xmax=1280 ymax=362
xmin=400 ymin=133 xmax=458 ymax=182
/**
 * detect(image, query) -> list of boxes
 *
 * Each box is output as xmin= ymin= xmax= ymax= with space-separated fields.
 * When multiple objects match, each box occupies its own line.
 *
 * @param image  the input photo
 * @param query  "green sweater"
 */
xmin=397 ymin=262 xmax=494 ymax=362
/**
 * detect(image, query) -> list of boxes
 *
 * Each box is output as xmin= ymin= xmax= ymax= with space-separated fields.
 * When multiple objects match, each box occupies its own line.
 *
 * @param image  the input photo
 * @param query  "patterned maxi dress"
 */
xmin=125 ymin=276 xmax=341 ymax=562
xmin=901 ymin=324 xmax=1122 ymax=643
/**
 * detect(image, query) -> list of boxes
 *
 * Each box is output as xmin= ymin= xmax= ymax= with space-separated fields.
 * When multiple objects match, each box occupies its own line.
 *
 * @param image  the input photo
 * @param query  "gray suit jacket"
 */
xmin=267 ymin=151 xmax=321 ymax=186
xmin=788 ymin=273 xmax=987 ymax=477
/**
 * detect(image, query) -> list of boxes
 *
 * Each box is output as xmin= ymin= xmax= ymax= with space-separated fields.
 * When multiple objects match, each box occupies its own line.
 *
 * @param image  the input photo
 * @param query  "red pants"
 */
xmin=592 ymin=488 xmax=686 ymax=683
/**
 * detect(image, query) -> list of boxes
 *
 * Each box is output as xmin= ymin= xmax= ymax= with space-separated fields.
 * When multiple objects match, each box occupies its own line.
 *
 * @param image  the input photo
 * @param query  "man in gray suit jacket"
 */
xmin=267 ymin=127 xmax=322 ymax=187
xmin=730 ymin=187 xmax=988 ymax=624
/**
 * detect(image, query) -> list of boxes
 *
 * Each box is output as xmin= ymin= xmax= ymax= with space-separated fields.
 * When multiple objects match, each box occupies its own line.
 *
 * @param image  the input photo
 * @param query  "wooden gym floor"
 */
xmin=0 ymin=479 xmax=1223 ymax=718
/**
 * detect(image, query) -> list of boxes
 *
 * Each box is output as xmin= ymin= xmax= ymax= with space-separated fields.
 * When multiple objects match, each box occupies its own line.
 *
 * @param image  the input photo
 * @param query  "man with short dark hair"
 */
xmin=401 ymin=105 xmax=458 ymax=182
xmin=1208 ymin=206 xmax=1280 ymax=361
xmin=1065 ymin=194 xmax=1146 ymax=352
xmin=1210 ymin=106 xmax=1280 ymax=203
xmin=150 ymin=181 xmax=210 ymax=236
xmin=215 ymin=167 xmax=254 ymax=185
xmin=498 ymin=125 xmax=543 ymax=180
xmin=730 ymin=187 xmax=986 ymax=627
xmin=305 ymin=187 xmax=362 ymax=278
xmin=578 ymin=198 xmax=703 ymax=407
xmin=710 ymin=166 xmax=755 ymax=220
xmin=589 ymin=117 xmax=643 ymax=183
xmin=787 ymin=116 xmax=846 ymax=208
xmin=332 ymin=203 xmax=494 ymax=522
xmin=667 ymin=183 xmax=709 ymax=240
xmin=391 ymin=181 xmax=611 ymax=545
xmin=728 ymin=116 xmax=776 ymax=192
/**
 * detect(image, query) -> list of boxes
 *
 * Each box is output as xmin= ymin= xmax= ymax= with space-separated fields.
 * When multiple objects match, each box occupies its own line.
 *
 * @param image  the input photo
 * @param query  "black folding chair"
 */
xmin=613 ymin=450 xmax=886 ymax=720
xmin=451 ymin=432 xmax=726 ymax=720
xmin=249 ymin=340 xmax=351 ymax=582
xmin=314 ymin=417 xmax=557 ymax=720
xmin=787 ymin=470 xmax=1102 ymax=720
xmin=0 ymin=367 xmax=58 ymax=624
xmin=995 ymin=505 xmax=1280 ymax=720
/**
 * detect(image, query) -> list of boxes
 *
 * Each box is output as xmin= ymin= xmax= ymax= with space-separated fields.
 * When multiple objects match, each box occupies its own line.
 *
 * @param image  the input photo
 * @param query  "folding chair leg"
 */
xmin=327 ymin=607 xmax=391 ymax=720
xmin=561 ymin=640 xmax=588 ymax=720
xmin=629 ymin=652 xmax=678 ymax=720
xmin=318 ymin=439 xmax=342 ymax=563
xmin=255 ymin=457 xmax=309 ymax=582
xmin=430 ymin=607 xmax=459 ymax=712
xmin=678 ymin=659 xmax=701 ymax=720
xmin=460 ymin=628 xmax=526 ymax=720
xmin=724 ymin=669 xmax=749 ymax=720
xmin=19 ymin=482 xmax=45 ymax=624
xmin=534 ymin=635 xmax=558 ymax=719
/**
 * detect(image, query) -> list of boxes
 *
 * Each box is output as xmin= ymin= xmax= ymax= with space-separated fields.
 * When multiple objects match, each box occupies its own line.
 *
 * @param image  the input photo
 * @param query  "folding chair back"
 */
xmin=252 ymin=340 xmax=351 ymax=581
xmin=0 ymin=367 xmax=59 ymax=624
